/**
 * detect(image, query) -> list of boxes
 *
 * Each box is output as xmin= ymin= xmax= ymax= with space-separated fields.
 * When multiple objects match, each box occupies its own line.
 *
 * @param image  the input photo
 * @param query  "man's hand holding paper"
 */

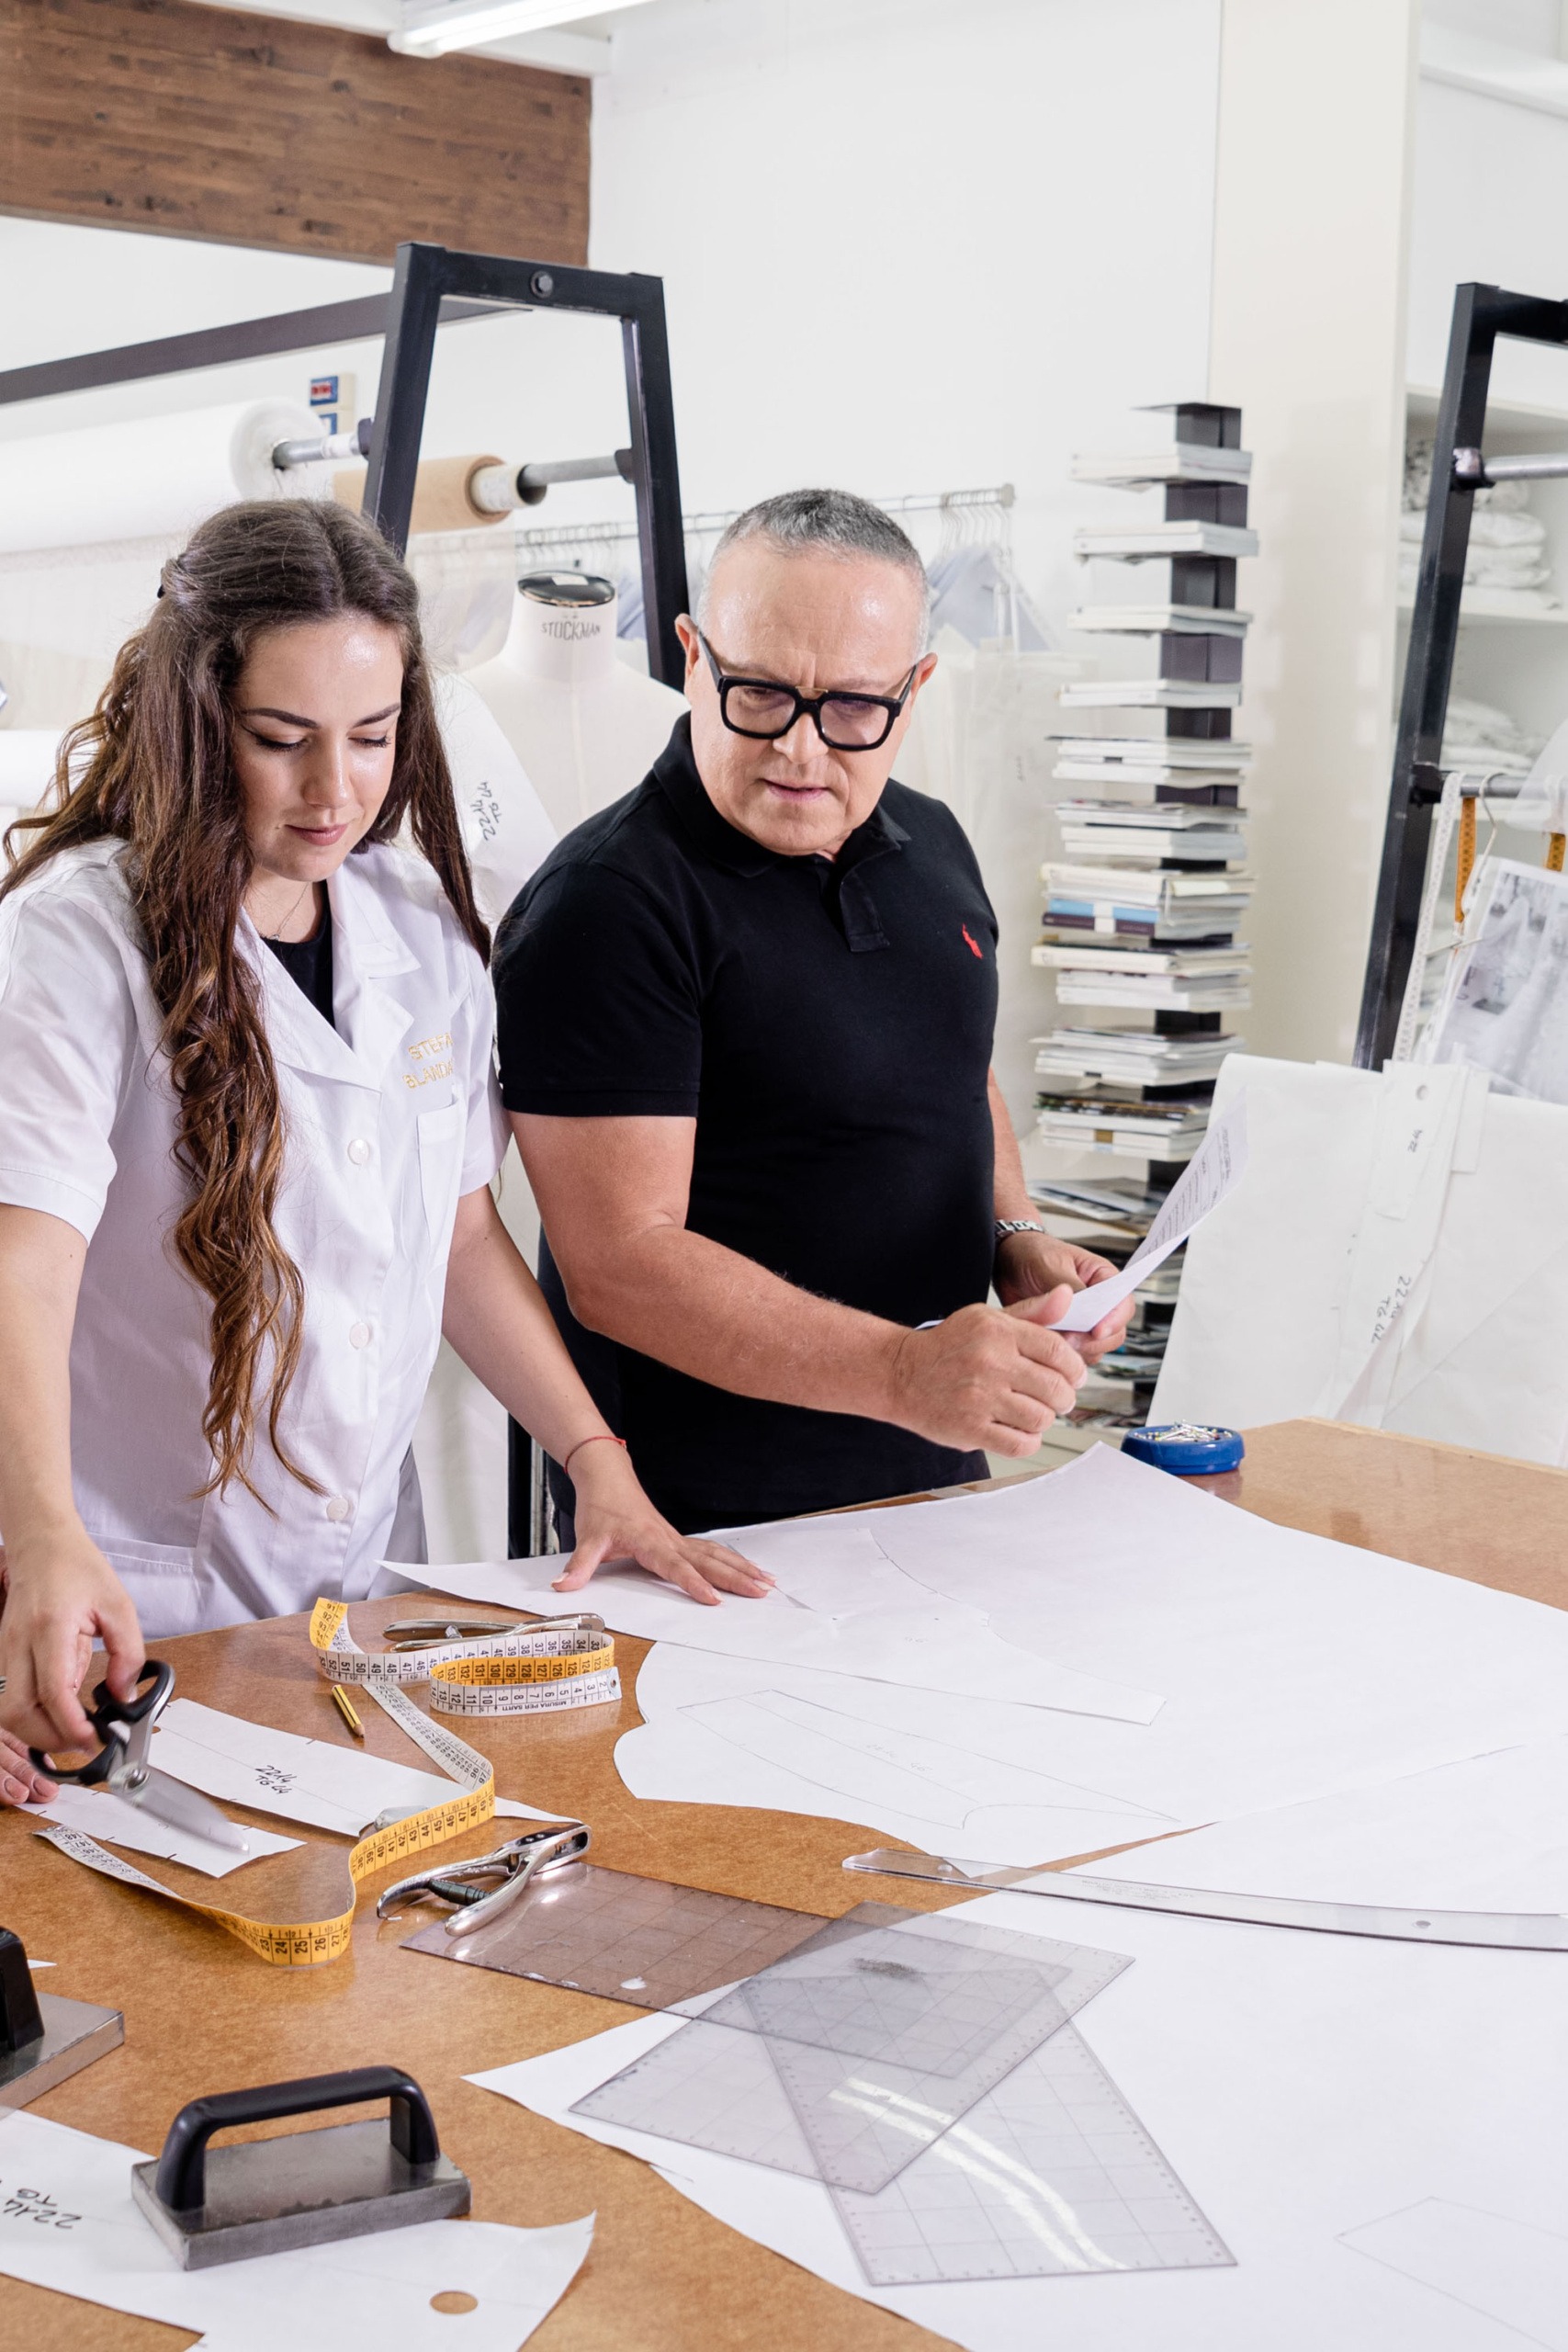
xmin=1045 ymin=1096 xmax=1250 ymax=1338
xmin=993 ymin=1231 xmax=1137 ymax=1362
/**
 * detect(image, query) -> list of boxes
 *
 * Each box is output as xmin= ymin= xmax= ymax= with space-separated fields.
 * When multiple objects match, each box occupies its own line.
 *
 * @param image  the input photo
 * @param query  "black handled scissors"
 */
xmin=30 ymin=1659 xmax=249 ymax=1853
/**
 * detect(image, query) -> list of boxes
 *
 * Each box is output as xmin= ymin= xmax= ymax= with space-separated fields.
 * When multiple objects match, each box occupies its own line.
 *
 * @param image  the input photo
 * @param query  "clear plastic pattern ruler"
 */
xmin=573 ymin=1914 xmax=1230 ymax=2286
xmin=574 ymin=1906 xmax=1131 ymax=2196
xmin=832 ymin=2018 xmax=1234 ymax=2287
xmin=403 ymin=1864 xmax=830 ymax=2008
xmin=684 ymin=1907 xmax=1132 ymax=2194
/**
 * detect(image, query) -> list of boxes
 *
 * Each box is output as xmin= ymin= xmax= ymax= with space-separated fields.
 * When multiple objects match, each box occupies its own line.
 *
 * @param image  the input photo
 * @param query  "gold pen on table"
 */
xmin=330 ymin=1683 xmax=365 ymax=1740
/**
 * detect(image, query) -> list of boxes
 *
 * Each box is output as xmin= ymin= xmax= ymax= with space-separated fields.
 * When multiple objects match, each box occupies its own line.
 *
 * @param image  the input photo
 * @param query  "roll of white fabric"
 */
xmin=0 ymin=728 xmax=62 ymax=804
xmin=0 ymin=401 xmax=326 ymax=558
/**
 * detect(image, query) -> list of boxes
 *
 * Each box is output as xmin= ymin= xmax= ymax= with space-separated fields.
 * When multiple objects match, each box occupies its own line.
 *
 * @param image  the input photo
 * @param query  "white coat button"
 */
xmin=325 ymin=1495 xmax=351 ymax=1522
xmin=346 ymin=1137 xmax=372 ymax=1165
xmin=349 ymin=1321 xmax=371 ymax=1349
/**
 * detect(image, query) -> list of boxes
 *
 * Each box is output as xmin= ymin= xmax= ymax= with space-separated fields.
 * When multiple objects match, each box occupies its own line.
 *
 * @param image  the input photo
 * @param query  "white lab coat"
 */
xmin=0 ymin=836 xmax=506 ymax=1635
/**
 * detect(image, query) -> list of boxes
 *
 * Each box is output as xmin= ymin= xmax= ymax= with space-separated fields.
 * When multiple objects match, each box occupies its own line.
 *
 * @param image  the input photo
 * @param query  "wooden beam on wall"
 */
xmin=0 ymin=0 xmax=591 ymax=266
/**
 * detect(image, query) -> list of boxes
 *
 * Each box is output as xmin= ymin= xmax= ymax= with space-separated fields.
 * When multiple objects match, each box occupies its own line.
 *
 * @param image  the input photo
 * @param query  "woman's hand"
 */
xmin=551 ymin=1441 xmax=773 ymax=1608
xmin=0 ymin=1527 xmax=144 ymax=1760
xmin=993 ymin=1233 xmax=1136 ymax=1365
xmin=0 ymin=1724 xmax=57 ymax=1808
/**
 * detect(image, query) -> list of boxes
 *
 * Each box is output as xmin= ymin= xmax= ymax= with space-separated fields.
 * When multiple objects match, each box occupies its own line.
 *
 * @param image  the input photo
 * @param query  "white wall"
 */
xmin=587 ymin=0 xmax=1222 ymax=622
xmin=0 ymin=0 xmax=1224 ymax=1122
xmin=1408 ymin=73 xmax=1568 ymax=409
xmin=1206 ymin=0 xmax=1420 ymax=1069
xmin=585 ymin=0 xmax=1224 ymax=1120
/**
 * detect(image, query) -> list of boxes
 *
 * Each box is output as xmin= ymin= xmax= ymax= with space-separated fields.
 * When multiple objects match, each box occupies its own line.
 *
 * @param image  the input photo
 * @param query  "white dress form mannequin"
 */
xmin=464 ymin=571 xmax=685 ymax=843
xmin=415 ymin=575 xmax=682 ymax=1563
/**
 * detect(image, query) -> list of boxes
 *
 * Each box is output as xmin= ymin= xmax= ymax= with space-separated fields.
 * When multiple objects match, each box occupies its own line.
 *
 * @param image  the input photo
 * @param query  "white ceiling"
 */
xmin=186 ymin=0 xmax=656 ymax=75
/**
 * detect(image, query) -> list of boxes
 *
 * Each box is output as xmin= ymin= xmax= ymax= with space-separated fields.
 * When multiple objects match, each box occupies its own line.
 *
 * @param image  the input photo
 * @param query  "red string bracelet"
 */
xmin=561 ymin=1433 xmax=629 ymax=1476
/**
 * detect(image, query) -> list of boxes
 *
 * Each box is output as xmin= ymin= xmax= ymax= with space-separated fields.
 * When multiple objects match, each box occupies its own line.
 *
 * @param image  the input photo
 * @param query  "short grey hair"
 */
xmin=698 ymin=487 xmax=931 ymax=650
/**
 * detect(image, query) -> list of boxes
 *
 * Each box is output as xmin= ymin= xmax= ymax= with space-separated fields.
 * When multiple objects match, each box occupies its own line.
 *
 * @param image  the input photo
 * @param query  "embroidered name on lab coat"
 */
xmin=404 ymin=1032 xmax=456 ymax=1089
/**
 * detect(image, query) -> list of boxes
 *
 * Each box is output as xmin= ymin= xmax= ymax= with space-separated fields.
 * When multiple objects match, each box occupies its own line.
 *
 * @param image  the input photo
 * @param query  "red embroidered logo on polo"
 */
xmin=962 ymin=925 xmax=984 ymax=959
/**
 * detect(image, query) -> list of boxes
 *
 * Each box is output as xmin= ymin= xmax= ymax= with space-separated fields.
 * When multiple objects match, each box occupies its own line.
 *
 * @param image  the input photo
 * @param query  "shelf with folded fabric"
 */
xmin=1402 ymin=387 xmax=1568 ymax=754
xmin=1395 ymin=594 xmax=1568 ymax=627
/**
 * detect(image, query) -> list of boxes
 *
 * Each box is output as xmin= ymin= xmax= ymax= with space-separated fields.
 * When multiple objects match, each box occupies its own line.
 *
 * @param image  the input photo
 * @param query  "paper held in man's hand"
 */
xmin=1049 ymin=1094 xmax=1249 ymax=1334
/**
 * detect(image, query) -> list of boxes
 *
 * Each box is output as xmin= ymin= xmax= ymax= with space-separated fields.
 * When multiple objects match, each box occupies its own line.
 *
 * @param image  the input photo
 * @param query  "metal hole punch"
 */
xmin=28 ymin=1658 xmax=248 ymax=1853
xmin=380 ymin=1613 xmax=605 ymax=1648
xmin=376 ymin=1820 xmax=591 ymax=1935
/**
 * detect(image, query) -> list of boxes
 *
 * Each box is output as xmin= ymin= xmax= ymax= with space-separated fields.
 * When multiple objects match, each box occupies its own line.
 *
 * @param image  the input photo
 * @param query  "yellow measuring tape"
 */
xmin=35 ymin=1603 xmax=617 ymax=1966
xmin=309 ymin=1598 xmax=620 ymax=1716
xmin=1455 ymin=794 xmax=1478 ymax=924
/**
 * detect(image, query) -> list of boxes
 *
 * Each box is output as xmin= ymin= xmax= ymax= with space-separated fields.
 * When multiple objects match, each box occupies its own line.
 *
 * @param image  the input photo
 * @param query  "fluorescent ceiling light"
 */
xmin=392 ymin=0 xmax=650 ymax=57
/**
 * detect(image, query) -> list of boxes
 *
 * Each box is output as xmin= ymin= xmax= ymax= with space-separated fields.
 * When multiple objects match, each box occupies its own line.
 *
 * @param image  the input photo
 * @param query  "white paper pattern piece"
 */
xmin=672 ymin=1684 xmax=1177 ymax=1855
xmin=1078 ymin=1737 xmax=1568 ymax=1915
xmin=614 ymin=1446 xmax=1568 ymax=1868
xmin=151 ymin=1700 xmax=458 ymax=1837
xmin=1151 ymin=1053 xmax=1568 ymax=1466
xmin=1051 ymin=1093 xmax=1247 ymax=1331
xmin=476 ymin=1884 xmax=1568 ymax=2351
xmin=0 ymin=2107 xmax=592 ymax=2350
xmin=403 ymin=1515 xmax=1163 ymax=1724
xmin=20 ymin=1784 xmax=299 ymax=1877
xmin=1339 ymin=2199 xmax=1568 ymax=2347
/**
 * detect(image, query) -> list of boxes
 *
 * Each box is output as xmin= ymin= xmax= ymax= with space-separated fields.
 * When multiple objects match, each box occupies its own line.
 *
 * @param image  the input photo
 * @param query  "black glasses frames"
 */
xmin=696 ymin=629 xmax=919 ymax=752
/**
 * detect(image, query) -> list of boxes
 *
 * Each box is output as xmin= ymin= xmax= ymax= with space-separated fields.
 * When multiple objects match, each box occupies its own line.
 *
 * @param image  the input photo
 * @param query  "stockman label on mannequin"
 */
xmin=309 ymin=1599 xmax=621 ymax=1717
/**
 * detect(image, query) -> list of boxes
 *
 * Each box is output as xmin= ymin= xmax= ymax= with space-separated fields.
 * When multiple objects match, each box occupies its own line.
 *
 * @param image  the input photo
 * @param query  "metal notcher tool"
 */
xmin=29 ymin=1658 xmax=248 ymax=1853
xmin=377 ymin=1820 xmax=590 ymax=1934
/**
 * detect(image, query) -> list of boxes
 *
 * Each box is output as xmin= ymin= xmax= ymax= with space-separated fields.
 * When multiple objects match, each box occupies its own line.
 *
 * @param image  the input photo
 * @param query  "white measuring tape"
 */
xmin=310 ymin=1599 xmax=621 ymax=1717
xmin=35 ymin=1603 xmax=619 ymax=1965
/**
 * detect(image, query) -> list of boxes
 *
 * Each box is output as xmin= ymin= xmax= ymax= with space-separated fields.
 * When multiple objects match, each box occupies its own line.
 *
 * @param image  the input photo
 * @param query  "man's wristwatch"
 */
xmin=994 ymin=1219 xmax=1047 ymax=1243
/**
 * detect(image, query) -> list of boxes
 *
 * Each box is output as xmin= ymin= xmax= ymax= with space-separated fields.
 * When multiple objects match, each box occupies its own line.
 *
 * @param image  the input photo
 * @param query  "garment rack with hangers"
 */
xmin=511 ymin=483 xmax=1017 ymax=560
xmin=1357 ymin=279 xmax=1568 ymax=1068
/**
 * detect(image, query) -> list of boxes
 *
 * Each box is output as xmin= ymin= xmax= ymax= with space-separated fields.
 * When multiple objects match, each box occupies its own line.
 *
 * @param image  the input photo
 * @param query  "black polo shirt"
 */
xmin=493 ymin=714 xmax=999 ymax=1533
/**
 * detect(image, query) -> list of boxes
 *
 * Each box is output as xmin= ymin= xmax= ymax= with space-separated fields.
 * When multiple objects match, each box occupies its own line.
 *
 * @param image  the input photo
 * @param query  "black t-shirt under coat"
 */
xmin=493 ymin=716 xmax=999 ymax=1532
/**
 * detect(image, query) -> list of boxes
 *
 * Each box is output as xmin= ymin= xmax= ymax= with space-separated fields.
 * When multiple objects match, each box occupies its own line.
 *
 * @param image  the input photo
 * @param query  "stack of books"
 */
xmin=1030 ymin=402 xmax=1256 ymax=1429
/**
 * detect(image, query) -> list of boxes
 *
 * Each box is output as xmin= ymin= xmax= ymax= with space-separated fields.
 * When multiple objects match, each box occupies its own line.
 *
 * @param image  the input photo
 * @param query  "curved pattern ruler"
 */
xmin=842 ymin=1849 xmax=1568 ymax=1951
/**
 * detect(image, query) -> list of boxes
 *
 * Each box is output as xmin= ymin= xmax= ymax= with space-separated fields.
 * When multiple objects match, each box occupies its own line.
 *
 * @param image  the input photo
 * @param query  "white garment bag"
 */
xmin=1151 ymin=1053 xmax=1568 ymax=1467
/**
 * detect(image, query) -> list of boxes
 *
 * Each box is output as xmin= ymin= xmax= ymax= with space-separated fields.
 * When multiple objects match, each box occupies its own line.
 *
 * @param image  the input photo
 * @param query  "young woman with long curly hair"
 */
xmin=0 ymin=498 xmax=766 ymax=1797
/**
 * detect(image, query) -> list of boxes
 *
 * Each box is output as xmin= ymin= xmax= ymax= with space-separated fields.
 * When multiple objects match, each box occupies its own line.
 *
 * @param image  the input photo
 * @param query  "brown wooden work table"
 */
xmin=4 ymin=1415 xmax=1567 ymax=2350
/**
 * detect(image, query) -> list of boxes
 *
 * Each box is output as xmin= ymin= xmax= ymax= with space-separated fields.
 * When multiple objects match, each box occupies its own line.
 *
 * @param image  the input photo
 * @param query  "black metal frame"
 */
xmin=363 ymin=243 xmax=689 ymax=685
xmin=3 ymin=241 xmax=694 ymax=1555
xmin=1355 ymin=280 xmax=1568 ymax=1068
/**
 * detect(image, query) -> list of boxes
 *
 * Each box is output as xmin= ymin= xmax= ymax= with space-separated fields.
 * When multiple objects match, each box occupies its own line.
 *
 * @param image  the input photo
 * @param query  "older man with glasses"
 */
xmin=493 ymin=488 xmax=1133 ymax=1589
